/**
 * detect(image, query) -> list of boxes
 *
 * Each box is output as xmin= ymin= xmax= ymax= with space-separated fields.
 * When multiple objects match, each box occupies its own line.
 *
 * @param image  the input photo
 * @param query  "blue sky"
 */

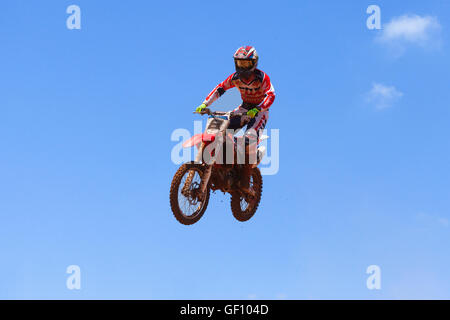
xmin=0 ymin=0 xmax=449 ymax=299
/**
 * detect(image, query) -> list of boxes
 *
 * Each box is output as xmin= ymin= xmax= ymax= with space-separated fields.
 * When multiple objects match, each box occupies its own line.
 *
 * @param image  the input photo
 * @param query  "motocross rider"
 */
xmin=195 ymin=46 xmax=275 ymax=193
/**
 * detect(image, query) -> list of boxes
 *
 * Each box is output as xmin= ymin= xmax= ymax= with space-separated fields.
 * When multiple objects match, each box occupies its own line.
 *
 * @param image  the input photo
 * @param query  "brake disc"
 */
xmin=187 ymin=182 xmax=201 ymax=206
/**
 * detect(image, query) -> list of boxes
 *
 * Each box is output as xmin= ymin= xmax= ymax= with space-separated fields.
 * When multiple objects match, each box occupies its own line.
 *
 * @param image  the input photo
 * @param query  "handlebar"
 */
xmin=193 ymin=108 xmax=248 ymax=118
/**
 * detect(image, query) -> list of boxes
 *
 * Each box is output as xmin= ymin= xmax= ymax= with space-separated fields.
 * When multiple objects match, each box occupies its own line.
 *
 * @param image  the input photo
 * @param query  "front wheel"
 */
xmin=170 ymin=162 xmax=210 ymax=225
xmin=230 ymin=167 xmax=263 ymax=222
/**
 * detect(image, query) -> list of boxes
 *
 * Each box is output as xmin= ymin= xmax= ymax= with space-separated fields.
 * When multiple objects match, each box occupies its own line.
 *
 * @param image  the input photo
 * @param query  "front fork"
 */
xmin=182 ymin=142 xmax=213 ymax=199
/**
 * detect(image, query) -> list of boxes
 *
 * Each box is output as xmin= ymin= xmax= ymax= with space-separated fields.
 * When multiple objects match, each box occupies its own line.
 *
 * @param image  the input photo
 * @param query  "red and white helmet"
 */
xmin=233 ymin=46 xmax=259 ymax=76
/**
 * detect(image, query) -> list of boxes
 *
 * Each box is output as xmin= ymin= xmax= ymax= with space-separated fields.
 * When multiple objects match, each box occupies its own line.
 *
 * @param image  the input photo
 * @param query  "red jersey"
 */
xmin=203 ymin=69 xmax=275 ymax=111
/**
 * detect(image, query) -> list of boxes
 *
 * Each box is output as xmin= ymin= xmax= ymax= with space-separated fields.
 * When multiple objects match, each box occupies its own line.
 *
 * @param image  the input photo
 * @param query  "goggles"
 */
xmin=235 ymin=59 xmax=254 ymax=70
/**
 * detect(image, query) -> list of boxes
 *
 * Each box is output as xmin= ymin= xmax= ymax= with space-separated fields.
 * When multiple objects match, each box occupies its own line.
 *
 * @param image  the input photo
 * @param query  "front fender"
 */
xmin=182 ymin=133 xmax=216 ymax=148
xmin=182 ymin=134 xmax=202 ymax=148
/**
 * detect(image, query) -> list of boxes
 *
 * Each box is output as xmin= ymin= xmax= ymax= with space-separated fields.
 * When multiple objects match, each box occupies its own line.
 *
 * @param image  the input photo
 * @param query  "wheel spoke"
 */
xmin=240 ymin=175 xmax=254 ymax=211
xmin=178 ymin=169 xmax=204 ymax=217
xmin=170 ymin=163 xmax=211 ymax=225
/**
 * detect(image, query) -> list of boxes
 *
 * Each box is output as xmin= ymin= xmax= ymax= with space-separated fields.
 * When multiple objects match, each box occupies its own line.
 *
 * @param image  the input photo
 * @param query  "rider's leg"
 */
xmin=225 ymin=105 xmax=247 ymax=166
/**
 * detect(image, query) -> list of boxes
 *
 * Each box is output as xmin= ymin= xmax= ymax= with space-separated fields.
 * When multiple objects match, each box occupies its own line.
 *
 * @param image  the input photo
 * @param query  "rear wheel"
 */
xmin=170 ymin=162 xmax=210 ymax=225
xmin=230 ymin=167 xmax=263 ymax=222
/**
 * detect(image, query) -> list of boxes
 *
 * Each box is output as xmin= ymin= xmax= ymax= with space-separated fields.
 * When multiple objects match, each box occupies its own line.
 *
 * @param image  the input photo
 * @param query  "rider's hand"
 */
xmin=195 ymin=103 xmax=207 ymax=113
xmin=247 ymin=108 xmax=259 ymax=118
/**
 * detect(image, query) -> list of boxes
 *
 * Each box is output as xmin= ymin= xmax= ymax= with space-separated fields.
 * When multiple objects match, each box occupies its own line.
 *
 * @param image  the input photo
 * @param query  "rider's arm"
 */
xmin=257 ymin=73 xmax=275 ymax=111
xmin=202 ymin=73 xmax=236 ymax=107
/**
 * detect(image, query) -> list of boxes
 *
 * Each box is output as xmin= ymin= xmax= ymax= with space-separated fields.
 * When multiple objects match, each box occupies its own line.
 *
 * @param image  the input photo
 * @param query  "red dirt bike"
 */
xmin=169 ymin=108 xmax=268 ymax=225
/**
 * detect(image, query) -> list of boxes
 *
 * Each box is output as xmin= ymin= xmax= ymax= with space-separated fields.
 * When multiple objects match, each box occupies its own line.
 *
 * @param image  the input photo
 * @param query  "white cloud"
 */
xmin=376 ymin=14 xmax=442 ymax=55
xmin=416 ymin=213 xmax=449 ymax=228
xmin=366 ymin=83 xmax=403 ymax=110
